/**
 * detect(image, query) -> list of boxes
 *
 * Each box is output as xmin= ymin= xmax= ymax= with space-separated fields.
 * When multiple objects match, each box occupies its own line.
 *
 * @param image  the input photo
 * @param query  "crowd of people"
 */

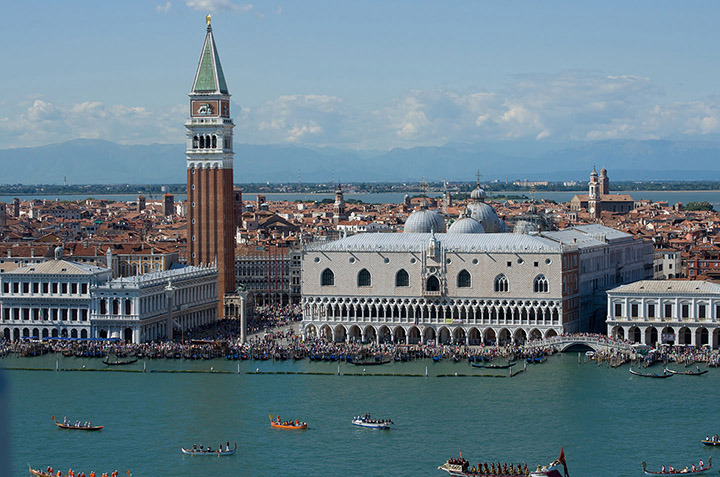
xmin=4 ymin=305 xmax=720 ymax=368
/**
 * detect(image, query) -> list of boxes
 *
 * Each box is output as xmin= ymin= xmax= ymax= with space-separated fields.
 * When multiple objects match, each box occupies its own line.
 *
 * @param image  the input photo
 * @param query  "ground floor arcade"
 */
xmin=608 ymin=322 xmax=720 ymax=348
xmin=301 ymin=322 xmax=561 ymax=346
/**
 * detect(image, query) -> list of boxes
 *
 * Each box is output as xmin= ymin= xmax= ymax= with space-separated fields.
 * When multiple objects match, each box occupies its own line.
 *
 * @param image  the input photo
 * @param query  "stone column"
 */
xmin=239 ymin=292 xmax=248 ymax=344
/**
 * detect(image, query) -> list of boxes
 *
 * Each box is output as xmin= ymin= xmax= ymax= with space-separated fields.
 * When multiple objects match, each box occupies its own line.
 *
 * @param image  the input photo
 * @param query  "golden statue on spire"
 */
xmin=206 ymin=14 xmax=212 ymax=25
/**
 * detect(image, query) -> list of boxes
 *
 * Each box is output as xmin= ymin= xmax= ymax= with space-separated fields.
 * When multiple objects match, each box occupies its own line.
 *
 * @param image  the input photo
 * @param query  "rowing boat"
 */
xmin=642 ymin=457 xmax=711 ymax=475
xmin=29 ymin=465 xmax=131 ymax=476
xmin=702 ymin=439 xmax=720 ymax=446
xmin=28 ymin=465 xmax=54 ymax=476
xmin=181 ymin=442 xmax=236 ymax=456
xmin=630 ymin=368 xmax=673 ymax=379
xmin=664 ymin=367 xmax=708 ymax=376
xmin=438 ymin=448 xmax=568 ymax=477
xmin=269 ymin=414 xmax=307 ymax=429
xmin=51 ymin=416 xmax=103 ymax=431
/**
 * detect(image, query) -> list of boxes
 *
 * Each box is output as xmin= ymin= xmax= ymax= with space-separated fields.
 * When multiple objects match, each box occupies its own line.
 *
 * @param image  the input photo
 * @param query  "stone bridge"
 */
xmin=524 ymin=335 xmax=634 ymax=353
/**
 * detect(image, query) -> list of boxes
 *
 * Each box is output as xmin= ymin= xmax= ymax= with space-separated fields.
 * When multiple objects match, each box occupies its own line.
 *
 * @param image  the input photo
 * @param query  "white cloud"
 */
xmin=0 ymin=99 xmax=181 ymax=148
xmin=185 ymin=0 xmax=252 ymax=13
xmin=156 ymin=1 xmax=172 ymax=12
xmin=7 ymin=71 xmax=720 ymax=150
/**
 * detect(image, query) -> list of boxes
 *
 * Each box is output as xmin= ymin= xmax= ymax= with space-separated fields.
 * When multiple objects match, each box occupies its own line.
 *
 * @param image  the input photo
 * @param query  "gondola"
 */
xmin=51 ymin=416 xmax=103 ymax=431
xmin=664 ymin=367 xmax=709 ymax=376
xmin=102 ymin=357 xmax=138 ymax=366
xmin=350 ymin=357 xmax=391 ymax=366
xmin=181 ymin=442 xmax=236 ymax=456
xmin=630 ymin=368 xmax=673 ymax=379
xmin=642 ymin=457 xmax=711 ymax=475
xmin=471 ymin=361 xmax=516 ymax=369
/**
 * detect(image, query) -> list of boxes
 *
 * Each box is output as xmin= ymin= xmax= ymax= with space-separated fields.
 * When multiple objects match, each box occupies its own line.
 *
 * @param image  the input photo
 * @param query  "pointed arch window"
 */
xmin=494 ymin=274 xmax=509 ymax=292
xmin=199 ymin=136 xmax=205 ymax=149
xmin=212 ymin=135 xmax=217 ymax=148
xmin=321 ymin=268 xmax=334 ymax=286
xmin=533 ymin=274 xmax=549 ymax=293
xmin=426 ymin=275 xmax=440 ymax=292
xmin=395 ymin=269 xmax=409 ymax=287
xmin=457 ymin=269 xmax=471 ymax=288
xmin=193 ymin=136 xmax=199 ymax=149
xmin=358 ymin=269 xmax=372 ymax=287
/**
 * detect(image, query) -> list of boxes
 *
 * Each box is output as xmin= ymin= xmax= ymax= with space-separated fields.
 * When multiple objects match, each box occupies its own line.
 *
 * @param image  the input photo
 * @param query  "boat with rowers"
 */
xmin=51 ymin=416 xmax=103 ymax=431
xmin=29 ymin=465 xmax=129 ymax=476
xmin=641 ymin=457 xmax=711 ymax=475
xmin=630 ymin=368 xmax=673 ymax=379
xmin=181 ymin=442 xmax=236 ymax=456
xmin=351 ymin=414 xmax=393 ymax=429
xmin=269 ymin=414 xmax=307 ymax=430
xmin=664 ymin=367 xmax=708 ymax=376
xmin=702 ymin=436 xmax=720 ymax=446
xmin=438 ymin=448 xmax=569 ymax=477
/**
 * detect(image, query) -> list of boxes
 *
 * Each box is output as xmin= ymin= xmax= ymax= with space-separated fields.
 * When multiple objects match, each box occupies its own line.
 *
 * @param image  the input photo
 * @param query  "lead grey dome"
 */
xmin=467 ymin=201 xmax=503 ymax=233
xmin=448 ymin=216 xmax=485 ymax=234
xmin=404 ymin=207 xmax=446 ymax=233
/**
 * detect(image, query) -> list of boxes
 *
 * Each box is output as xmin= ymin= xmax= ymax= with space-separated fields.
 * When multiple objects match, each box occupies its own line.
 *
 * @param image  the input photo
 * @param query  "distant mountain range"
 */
xmin=1 ymin=138 xmax=720 ymax=184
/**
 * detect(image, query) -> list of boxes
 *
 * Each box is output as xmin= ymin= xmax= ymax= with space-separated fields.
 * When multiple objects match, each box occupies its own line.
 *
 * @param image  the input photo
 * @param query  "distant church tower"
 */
xmin=599 ymin=167 xmax=609 ymax=195
xmin=588 ymin=166 xmax=600 ymax=219
xmin=186 ymin=17 xmax=235 ymax=315
xmin=333 ymin=184 xmax=346 ymax=223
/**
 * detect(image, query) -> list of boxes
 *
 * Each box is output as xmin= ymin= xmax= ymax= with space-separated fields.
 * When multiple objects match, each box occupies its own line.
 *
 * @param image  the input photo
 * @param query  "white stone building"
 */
xmin=607 ymin=280 xmax=720 ymax=348
xmin=302 ymin=233 xmax=581 ymax=345
xmin=0 ymin=248 xmax=112 ymax=341
xmin=91 ymin=264 xmax=218 ymax=343
xmin=301 ymin=217 xmax=653 ymax=344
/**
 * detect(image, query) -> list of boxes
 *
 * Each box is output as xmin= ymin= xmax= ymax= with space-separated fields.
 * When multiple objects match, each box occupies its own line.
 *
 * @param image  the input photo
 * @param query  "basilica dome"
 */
xmin=448 ymin=209 xmax=485 ymax=234
xmin=468 ymin=201 xmax=504 ymax=233
xmin=467 ymin=184 xmax=503 ymax=233
xmin=404 ymin=206 xmax=446 ymax=233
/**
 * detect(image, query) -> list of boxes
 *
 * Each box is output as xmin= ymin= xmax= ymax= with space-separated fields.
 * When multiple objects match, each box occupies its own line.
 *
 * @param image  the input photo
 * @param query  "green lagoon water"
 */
xmin=3 ymin=353 xmax=717 ymax=476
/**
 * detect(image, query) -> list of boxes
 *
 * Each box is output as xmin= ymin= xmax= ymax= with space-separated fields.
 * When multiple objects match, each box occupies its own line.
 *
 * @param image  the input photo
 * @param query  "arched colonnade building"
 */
xmin=302 ymin=232 xmax=581 ymax=344
xmin=607 ymin=280 xmax=720 ymax=348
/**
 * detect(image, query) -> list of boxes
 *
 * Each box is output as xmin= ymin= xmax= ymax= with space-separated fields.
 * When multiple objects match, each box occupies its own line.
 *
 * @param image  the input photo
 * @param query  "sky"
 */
xmin=2 ymin=0 xmax=720 ymax=151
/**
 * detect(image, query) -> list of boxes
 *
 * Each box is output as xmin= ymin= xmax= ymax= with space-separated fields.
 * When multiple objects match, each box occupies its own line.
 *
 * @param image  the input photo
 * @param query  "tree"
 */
xmin=684 ymin=201 xmax=714 ymax=211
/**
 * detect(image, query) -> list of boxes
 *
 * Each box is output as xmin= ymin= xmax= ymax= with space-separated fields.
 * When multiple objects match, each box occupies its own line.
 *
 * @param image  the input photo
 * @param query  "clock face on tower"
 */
xmin=589 ymin=206 xmax=595 ymax=215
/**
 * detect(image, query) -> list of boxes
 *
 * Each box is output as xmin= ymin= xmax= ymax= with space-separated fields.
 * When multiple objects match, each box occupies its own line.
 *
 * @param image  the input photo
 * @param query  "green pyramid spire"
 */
xmin=192 ymin=24 xmax=229 ymax=94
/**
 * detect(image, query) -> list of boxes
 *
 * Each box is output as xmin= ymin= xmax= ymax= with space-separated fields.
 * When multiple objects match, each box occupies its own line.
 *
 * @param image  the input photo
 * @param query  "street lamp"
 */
xmin=164 ymin=280 xmax=176 ymax=342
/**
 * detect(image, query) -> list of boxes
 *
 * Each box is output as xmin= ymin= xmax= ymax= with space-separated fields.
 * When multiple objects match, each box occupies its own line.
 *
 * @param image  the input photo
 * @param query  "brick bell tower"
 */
xmin=186 ymin=16 xmax=235 ymax=316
